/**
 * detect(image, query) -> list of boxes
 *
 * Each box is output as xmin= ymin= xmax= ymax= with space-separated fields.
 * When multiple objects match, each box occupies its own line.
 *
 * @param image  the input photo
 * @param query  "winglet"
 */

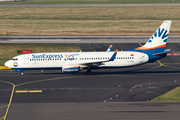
xmin=108 ymin=49 xmax=118 ymax=61
xmin=106 ymin=45 xmax=113 ymax=52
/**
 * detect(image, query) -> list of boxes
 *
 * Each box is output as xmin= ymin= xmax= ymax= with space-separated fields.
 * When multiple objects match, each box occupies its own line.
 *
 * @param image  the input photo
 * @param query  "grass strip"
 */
xmin=151 ymin=87 xmax=180 ymax=102
xmin=0 ymin=6 xmax=180 ymax=36
xmin=0 ymin=0 xmax=179 ymax=4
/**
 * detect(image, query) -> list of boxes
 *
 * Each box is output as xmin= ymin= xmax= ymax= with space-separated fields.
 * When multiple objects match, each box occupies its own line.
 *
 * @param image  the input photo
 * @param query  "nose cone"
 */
xmin=4 ymin=61 xmax=11 ymax=68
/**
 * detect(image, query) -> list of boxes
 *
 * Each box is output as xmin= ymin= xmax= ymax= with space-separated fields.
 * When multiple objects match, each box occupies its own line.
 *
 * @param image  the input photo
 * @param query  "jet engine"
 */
xmin=62 ymin=65 xmax=80 ymax=73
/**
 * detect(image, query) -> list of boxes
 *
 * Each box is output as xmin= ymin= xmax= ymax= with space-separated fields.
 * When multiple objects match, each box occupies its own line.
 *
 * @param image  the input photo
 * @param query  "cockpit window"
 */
xmin=11 ymin=58 xmax=18 ymax=61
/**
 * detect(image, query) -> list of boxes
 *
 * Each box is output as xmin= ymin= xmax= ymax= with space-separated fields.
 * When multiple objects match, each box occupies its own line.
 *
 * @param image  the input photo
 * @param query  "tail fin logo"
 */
xmin=148 ymin=28 xmax=168 ymax=43
xmin=132 ymin=20 xmax=171 ymax=51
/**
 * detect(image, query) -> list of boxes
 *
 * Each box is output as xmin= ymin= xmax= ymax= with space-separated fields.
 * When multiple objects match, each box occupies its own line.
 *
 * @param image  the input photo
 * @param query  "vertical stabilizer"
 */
xmin=135 ymin=20 xmax=171 ymax=52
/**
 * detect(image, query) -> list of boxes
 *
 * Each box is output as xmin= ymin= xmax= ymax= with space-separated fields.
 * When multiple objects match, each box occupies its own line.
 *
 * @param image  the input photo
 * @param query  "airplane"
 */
xmin=4 ymin=20 xmax=171 ymax=75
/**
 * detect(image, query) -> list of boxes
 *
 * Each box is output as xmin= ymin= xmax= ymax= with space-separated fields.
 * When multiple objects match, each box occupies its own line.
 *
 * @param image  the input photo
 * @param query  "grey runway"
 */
xmin=0 ymin=36 xmax=180 ymax=43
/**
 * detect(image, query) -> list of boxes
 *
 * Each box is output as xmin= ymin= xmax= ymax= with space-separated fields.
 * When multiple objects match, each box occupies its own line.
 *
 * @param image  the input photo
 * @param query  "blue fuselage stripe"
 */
xmin=130 ymin=47 xmax=167 ymax=62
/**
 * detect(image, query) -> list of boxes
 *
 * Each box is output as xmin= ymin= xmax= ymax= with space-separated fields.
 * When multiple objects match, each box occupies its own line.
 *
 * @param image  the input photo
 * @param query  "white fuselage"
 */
xmin=5 ymin=51 xmax=149 ymax=70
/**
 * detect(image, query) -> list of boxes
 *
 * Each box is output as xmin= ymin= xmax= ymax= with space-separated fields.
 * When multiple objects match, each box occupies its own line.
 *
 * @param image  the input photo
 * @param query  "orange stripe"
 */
xmin=115 ymin=49 xmax=118 ymax=53
xmin=135 ymin=44 xmax=166 ymax=50
xmin=63 ymin=66 xmax=79 ymax=69
xmin=110 ymin=45 xmax=113 ymax=48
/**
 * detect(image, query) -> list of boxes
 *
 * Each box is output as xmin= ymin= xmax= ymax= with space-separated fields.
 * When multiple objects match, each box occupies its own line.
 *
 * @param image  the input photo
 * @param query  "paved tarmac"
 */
xmin=1 ymin=41 xmax=180 ymax=120
xmin=0 ymin=63 xmax=180 ymax=120
xmin=0 ymin=36 xmax=180 ymax=43
xmin=0 ymin=64 xmax=180 ymax=102
xmin=3 ymin=102 xmax=180 ymax=120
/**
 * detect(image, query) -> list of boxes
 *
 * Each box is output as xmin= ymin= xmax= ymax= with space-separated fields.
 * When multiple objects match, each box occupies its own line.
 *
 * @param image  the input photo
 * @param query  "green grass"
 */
xmin=1 ymin=6 xmax=180 ymax=21
xmin=151 ymin=87 xmax=180 ymax=102
xmin=0 ymin=0 xmax=179 ymax=4
xmin=0 ymin=6 xmax=180 ymax=36
xmin=0 ymin=44 xmax=80 ymax=65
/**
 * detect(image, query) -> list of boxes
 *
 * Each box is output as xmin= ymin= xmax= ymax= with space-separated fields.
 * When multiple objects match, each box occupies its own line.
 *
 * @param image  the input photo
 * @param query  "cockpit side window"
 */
xmin=11 ymin=58 xmax=18 ymax=61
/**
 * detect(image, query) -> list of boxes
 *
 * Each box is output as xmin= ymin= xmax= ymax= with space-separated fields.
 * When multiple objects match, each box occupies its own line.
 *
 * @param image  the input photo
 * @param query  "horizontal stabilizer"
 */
xmin=153 ymin=49 xmax=171 ymax=55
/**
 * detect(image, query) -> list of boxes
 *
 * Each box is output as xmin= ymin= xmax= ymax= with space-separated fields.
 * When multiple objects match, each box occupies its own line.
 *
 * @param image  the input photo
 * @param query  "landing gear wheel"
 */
xmin=86 ymin=69 xmax=92 ymax=75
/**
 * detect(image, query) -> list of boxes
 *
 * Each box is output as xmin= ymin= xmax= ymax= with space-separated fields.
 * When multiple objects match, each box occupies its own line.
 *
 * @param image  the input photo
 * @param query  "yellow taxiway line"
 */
xmin=15 ymin=90 xmax=42 ymax=93
xmin=15 ymin=90 xmax=28 ymax=93
xmin=29 ymin=90 xmax=42 ymax=93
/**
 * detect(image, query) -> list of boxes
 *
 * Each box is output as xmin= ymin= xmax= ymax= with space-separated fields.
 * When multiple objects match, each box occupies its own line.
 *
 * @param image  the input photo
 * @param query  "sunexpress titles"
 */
xmin=32 ymin=54 xmax=63 ymax=59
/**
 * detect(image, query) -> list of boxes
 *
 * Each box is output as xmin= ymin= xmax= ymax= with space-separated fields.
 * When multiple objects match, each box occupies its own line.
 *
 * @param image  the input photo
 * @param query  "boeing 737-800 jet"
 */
xmin=5 ymin=20 xmax=171 ymax=75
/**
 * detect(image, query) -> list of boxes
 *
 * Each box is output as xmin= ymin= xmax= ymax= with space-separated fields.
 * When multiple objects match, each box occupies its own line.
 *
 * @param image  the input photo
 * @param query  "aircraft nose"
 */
xmin=4 ymin=61 xmax=11 ymax=67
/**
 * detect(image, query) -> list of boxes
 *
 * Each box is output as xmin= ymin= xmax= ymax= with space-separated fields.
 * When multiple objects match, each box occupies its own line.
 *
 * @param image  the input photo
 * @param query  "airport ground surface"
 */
xmin=1 ymin=64 xmax=180 ymax=120
xmin=1 ymin=39 xmax=180 ymax=120
xmin=1 ymin=36 xmax=180 ymax=43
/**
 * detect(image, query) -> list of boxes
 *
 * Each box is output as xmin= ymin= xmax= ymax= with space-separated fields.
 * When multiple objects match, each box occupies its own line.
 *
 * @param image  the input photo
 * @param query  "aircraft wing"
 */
xmin=78 ymin=50 xmax=118 ymax=67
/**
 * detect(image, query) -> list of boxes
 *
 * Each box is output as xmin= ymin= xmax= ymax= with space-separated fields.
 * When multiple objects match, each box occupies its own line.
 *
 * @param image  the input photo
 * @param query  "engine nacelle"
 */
xmin=62 ymin=65 xmax=80 ymax=73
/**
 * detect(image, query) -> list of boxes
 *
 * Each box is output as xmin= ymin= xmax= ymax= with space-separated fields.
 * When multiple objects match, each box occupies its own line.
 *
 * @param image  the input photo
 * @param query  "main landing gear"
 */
xmin=21 ymin=72 xmax=24 ymax=76
xmin=86 ymin=68 xmax=92 ymax=75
